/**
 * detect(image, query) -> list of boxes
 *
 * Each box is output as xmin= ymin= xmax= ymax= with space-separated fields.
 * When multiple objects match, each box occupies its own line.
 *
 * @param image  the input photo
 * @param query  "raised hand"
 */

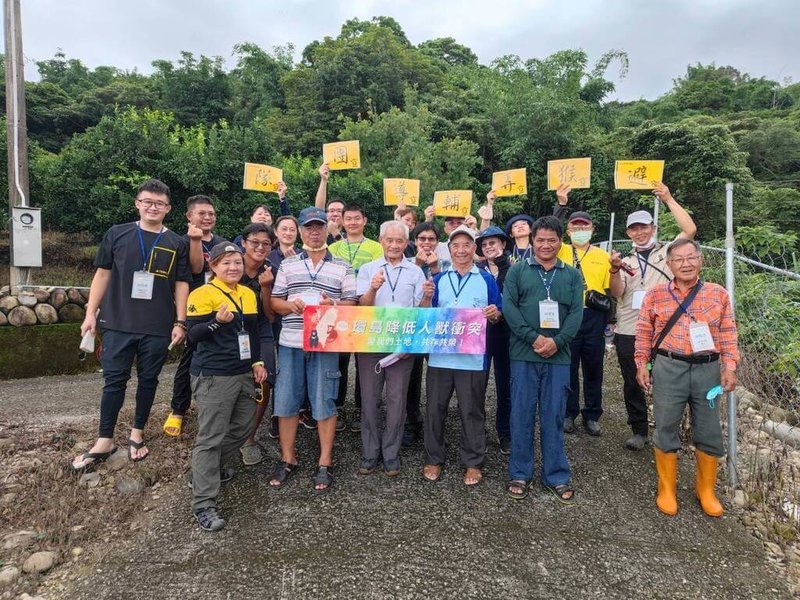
xmin=216 ymin=303 xmax=235 ymax=323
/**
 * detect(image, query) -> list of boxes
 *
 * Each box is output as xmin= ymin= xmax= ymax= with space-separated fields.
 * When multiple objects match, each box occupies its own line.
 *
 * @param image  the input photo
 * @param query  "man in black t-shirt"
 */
xmin=163 ymin=195 xmax=226 ymax=437
xmin=72 ymin=179 xmax=191 ymax=471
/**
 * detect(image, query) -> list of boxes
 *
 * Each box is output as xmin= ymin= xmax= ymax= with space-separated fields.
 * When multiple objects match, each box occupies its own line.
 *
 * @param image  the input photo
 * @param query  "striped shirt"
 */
xmin=634 ymin=279 xmax=740 ymax=371
xmin=272 ymin=251 xmax=357 ymax=348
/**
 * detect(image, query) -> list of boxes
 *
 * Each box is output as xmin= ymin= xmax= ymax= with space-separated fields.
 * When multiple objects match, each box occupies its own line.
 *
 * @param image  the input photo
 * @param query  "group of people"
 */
xmin=71 ymin=165 xmax=740 ymax=532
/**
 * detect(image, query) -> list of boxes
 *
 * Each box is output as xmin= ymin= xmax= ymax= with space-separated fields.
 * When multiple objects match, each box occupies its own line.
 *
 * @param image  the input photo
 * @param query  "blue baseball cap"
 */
xmin=298 ymin=206 xmax=327 ymax=226
xmin=475 ymin=226 xmax=510 ymax=256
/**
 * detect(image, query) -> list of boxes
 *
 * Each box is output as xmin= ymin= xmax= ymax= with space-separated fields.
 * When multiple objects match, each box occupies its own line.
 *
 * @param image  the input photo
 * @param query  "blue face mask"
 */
xmin=569 ymin=230 xmax=592 ymax=246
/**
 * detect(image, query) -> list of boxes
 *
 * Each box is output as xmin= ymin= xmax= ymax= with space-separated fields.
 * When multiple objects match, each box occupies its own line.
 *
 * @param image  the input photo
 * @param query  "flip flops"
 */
xmin=71 ymin=447 xmax=117 ymax=472
xmin=546 ymin=484 xmax=577 ymax=505
xmin=507 ymin=480 xmax=529 ymax=500
xmin=162 ymin=413 xmax=184 ymax=437
xmin=128 ymin=438 xmax=149 ymax=462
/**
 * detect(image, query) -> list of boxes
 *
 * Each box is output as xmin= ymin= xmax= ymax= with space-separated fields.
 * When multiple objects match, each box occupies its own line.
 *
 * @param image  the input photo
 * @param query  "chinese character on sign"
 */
xmin=395 ymin=181 xmax=408 ymax=204
xmin=443 ymin=194 xmax=460 ymax=212
xmin=467 ymin=322 xmax=482 ymax=336
xmin=353 ymin=320 xmax=367 ymax=334
xmin=255 ymin=169 xmax=271 ymax=187
xmin=402 ymin=321 xmax=416 ymax=335
xmin=628 ymin=165 xmax=648 ymax=185
xmin=451 ymin=321 xmax=466 ymax=335
xmin=558 ymin=164 xmax=576 ymax=185
xmin=434 ymin=321 xmax=450 ymax=335
xmin=369 ymin=321 xmax=383 ymax=334
xmin=333 ymin=145 xmax=348 ymax=166
xmin=419 ymin=322 xmax=432 ymax=335
xmin=385 ymin=320 xmax=400 ymax=334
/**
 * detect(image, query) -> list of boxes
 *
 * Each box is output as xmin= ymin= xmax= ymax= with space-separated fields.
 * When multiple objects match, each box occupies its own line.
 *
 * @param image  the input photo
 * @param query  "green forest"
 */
xmin=2 ymin=15 xmax=799 ymax=249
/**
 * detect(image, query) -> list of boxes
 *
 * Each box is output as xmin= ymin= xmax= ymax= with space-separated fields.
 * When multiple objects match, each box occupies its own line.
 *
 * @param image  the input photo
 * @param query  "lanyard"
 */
xmin=667 ymin=280 xmax=703 ymax=322
xmin=636 ymin=253 xmax=648 ymax=281
xmin=447 ymin=271 xmax=473 ymax=301
xmin=537 ymin=265 xmax=558 ymax=300
xmin=211 ymin=282 xmax=246 ymax=331
xmin=513 ymin=245 xmax=531 ymax=262
xmin=346 ymin=240 xmax=364 ymax=266
xmin=383 ymin=264 xmax=404 ymax=303
xmin=302 ymin=254 xmax=327 ymax=286
xmin=137 ymin=224 xmax=165 ymax=270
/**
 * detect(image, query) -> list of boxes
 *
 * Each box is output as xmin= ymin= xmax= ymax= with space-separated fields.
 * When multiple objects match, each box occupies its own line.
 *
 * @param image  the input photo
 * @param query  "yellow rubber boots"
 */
xmin=695 ymin=449 xmax=724 ymax=517
xmin=654 ymin=448 xmax=678 ymax=516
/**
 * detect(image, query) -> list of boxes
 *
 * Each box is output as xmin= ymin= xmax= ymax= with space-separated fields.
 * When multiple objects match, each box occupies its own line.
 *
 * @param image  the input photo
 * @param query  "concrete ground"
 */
xmin=3 ymin=359 xmax=791 ymax=600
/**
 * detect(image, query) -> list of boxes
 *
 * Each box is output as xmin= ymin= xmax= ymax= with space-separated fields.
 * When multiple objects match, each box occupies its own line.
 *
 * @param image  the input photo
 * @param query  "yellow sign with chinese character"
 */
xmin=433 ymin=190 xmax=473 ymax=217
xmin=243 ymin=162 xmax=283 ymax=193
xmin=383 ymin=178 xmax=420 ymax=206
xmin=547 ymin=158 xmax=592 ymax=190
xmin=614 ymin=160 xmax=665 ymax=190
xmin=492 ymin=168 xmax=527 ymax=197
xmin=323 ymin=140 xmax=361 ymax=170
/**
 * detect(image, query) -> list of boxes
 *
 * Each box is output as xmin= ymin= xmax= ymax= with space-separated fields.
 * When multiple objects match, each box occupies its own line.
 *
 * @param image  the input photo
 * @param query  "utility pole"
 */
xmin=5 ymin=0 xmax=31 ymax=289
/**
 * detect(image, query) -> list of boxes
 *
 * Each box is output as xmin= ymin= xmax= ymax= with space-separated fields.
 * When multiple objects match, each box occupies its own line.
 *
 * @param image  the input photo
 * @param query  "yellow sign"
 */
xmin=492 ymin=168 xmax=527 ymax=197
xmin=243 ymin=162 xmax=283 ymax=193
xmin=614 ymin=160 xmax=665 ymax=190
xmin=383 ymin=178 xmax=420 ymax=206
xmin=323 ymin=140 xmax=361 ymax=170
xmin=433 ymin=190 xmax=473 ymax=217
xmin=547 ymin=158 xmax=592 ymax=190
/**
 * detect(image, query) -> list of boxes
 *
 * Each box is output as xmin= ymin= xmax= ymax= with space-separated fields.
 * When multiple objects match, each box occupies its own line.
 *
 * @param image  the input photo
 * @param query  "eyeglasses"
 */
xmin=138 ymin=199 xmax=170 ymax=209
xmin=669 ymin=255 xmax=701 ymax=265
xmin=246 ymin=239 xmax=272 ymax=249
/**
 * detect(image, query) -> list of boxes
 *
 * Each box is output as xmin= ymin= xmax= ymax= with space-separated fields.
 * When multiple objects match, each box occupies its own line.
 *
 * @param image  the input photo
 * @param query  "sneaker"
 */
xmin=335 ymin=409 xmax=347 ymax=432
xmin=240 ymin=443 xmax=263 ymax=466
xmin=194 ymin=507 xmax=226 ymax=532
xmin=402 ymin=424 xmax=421 ymax=448
xmin=268 ymin=416 xmax=279 ymax=439
xmin=499 ymin=437 xmax=511 ymax=456
xmin=585 ymin=420 xmax=602 ymax=436
xmin=298 ymin=410 xmax=318 ymax=430
xmin=563 ymin=417 xmax=576 ymax=434
xmin=624 ymin=433 xmax=647 ymax=451
xmin=350 ymin=410 xmax=361 ymax=433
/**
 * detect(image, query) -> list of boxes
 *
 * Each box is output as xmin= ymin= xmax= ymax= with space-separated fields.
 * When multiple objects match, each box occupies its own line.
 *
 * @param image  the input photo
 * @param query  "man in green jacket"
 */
xmin=502 ymin=215 xmax=584 ymax=503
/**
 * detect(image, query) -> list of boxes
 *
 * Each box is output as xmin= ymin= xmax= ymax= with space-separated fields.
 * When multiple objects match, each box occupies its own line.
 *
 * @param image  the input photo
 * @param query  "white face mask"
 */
xmin=569 ymin=230 xmax=592 ymax=246
xmin=633 ymin=237 xmax=657 ymax=250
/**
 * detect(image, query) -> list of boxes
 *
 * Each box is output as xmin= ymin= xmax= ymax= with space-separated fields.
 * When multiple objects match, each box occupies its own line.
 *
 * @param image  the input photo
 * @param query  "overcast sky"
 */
xmin=7 ymin=0 xmax=799 ymax=102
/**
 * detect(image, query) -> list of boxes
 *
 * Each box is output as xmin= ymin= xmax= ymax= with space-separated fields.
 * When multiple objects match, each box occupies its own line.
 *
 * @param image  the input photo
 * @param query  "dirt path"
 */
xmin=1 ymin=362 xmax=791 ymax=599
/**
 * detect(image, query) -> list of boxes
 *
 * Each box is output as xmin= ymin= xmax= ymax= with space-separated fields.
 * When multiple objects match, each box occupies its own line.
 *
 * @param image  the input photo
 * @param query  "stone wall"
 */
xmin=0 ymin=286 xmax=88 ymax=327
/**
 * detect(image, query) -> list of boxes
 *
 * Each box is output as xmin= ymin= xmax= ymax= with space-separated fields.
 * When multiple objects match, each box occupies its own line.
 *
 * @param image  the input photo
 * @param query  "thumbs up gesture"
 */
xmin=371 ymin=269 xmax=386 ymax=291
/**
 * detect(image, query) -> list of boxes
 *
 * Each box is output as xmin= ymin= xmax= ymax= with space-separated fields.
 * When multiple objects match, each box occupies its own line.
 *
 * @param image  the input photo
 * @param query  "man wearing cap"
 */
xmin=329 ymin=204 xmax=384 ymax=433
xmin=269 ymin=207 xmax=358 ymax=493
xmin=555 ymin=189 xmax=612 ymax=437
xmin=423 ymin=225 xmax=502 ymax=487
xmin=423 ymin=207 xmax=478 ymax=272
xmin=476 ymin=225 xmax=513 ymax=454
xmin=634 ymin=238 xmax=739 ymax=517
xmin=356 ymin=220 xmax=433 ymax=476
xmin=609 ymin=182 xmax=696 ymax=450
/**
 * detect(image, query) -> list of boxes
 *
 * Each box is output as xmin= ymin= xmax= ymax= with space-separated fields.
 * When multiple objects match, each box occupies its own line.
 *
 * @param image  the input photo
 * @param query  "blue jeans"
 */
xmin=508 ymin=360 xmax=571 ymax=486
xmin=273 ymin=346 xmax=340 ymax=421
xmin=98 ymin=329 xmax=170 ymax=438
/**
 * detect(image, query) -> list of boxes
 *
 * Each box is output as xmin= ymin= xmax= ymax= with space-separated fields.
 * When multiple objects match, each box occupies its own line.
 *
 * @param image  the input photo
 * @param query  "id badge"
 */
xmin=238 ymin=332 xmax=252 ymax=360
xmin=299 ymin=291 xmax=322 ymax=306
xmin=689 ymin=321 xmax=716 ymax=353
xmin=539 ymin=299 xmax=560 ymax=329
xmin=204 ymin=271 xmax=212 ymax=284
xmin=131 ymin=270 xmax=155 ymax=300
xmin=631 ymin=289 xmax=646 ymax=310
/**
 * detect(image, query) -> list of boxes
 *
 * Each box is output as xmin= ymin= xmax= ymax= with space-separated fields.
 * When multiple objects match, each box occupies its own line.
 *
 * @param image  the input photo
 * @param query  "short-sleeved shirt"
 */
xmin=429 ymin=266 xmax=502 ymax=372
xmin=328 ymin=237 xmax=383 ymax=275
xmin=557 ymin=244 xmax=611 ymax=298
xmin=94 ymin=223 xmax=191 ymax=336
xmin=615 ymin=243 xmax=673 ymax=336
xmin=240 ymin=264 xmax=275 ymax=341
xmin=436 ymin=242 xmax=452 ymax=273
xmin=356 ymin=257 xmax=427 ymax=307
xmin=187 ymin=233 xmax=227 ymax=291
xmin=271 ymin=251 xmax=357 ymax=348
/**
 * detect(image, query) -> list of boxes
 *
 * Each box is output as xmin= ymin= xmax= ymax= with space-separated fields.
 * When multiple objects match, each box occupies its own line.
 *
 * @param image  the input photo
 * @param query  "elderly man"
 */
xmin=502 ymin=216 xmax=584 ymax=503
xmin=635 ymin=238 xmax=739 ymax=517
xmin=423 ymin=225 xmax=502 ymax=487
xmin=269 ymin=207 xmax=358 ymax=494
xmin=356 ymin=220 xmax=433 ymax=476
xmin=609 ymin=182 xmax=696 ymax=450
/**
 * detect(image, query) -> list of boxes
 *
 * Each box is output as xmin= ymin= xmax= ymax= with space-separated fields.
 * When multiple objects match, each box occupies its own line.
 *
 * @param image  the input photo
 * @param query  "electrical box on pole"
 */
xmin=11 ymin=206 xmax=41 ymax=267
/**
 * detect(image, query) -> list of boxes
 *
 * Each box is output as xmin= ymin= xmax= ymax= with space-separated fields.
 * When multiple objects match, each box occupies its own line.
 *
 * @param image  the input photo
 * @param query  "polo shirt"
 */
xmin=328 ymin=237 xmax=383 ymax=274
xmin=356 ymin=256 xmax=427 ymax=307
xmin=429 ymin=266 xmax=502 ymax=371
xmin=436 ymin=242 xmax=452 ymax=272
xmin=615 ymin=242 xmax=674 ymax=336
xmin=557 ymin=243 xmax=611 ymax=298
xmin=502 ymin=257 xmax=584 ymax=365
xmin=271 ymin=251 xmax=357 ymax=348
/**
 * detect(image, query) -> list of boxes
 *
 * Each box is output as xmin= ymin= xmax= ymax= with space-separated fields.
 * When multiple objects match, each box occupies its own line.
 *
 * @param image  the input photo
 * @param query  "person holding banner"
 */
xmin=633 ymin=239 xmax=739 ymax=517
xmin=609 ymin=182 xmax=696 ymax=451
xmin=185 ymin=242 xmax=266 ymax=531
xmin=475 ymin=226 xmax=513 ymax=454
xmin=502 ymin=215 xmax=584 ymax=503
xmin=423 ymin=225 xmax=502 ymax=487
xmin=555 ymin=187 xmax=612 ymax=437
xmin=269 ymin=207 xmax=358 ymax=494
xmin=329 ymin=205 xmax=384 ymax=433
xmin=356 ymin=220 xmax=432 ymax=476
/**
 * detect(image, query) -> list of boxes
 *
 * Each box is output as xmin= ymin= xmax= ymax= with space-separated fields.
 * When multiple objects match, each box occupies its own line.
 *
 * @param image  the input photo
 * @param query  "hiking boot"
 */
xmin=195 ymin=507 xmax=226 ymax=532
xmin=268 ymin=416 xmax=279 ymax=439
xmin=563 ymin=417 xmax=576 ymax=434
xmin=298 ymin=410 xmax=317 ymax=430
xmin=499 ymin=437 xmax=511 ymax=456
xmin=624 ymin=434 xmax=647 ymax=451
xmin=350 ymin=410 xmax=362 ymax=433
xmin=585 ymin=420 xmax=602 ymax=436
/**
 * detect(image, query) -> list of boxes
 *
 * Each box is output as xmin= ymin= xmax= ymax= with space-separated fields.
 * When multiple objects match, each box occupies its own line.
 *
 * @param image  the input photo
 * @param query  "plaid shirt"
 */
xmin=634 ymin=279 xmax=740 ymax=371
